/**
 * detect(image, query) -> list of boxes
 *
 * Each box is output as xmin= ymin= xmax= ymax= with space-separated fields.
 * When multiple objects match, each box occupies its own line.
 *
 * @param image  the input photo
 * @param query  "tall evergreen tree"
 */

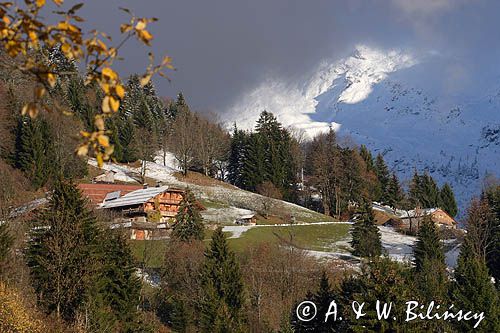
xmin=199 ymin=227 xmax=245 ymax=332
xmin=227 ymin=125 xmax=248 ymax=188
xmin=291 ymin=272 xmax=336 ymax=332
xmin=451 ymin=239 xmax=500 ymax=332
xmin=374 ymin=153 xmax=391 ymax=204
xmin=483 ymin=184 xmax=500 ymax=288
xmin=240 ymin=133 xmax=267 ymax=191
xmin=87 ymin=231 xmax=142 ymax=332
xmin=359 ymin=144 xmax=374 ymax=171
xmin=336 ymin=258 xmax=415 ymax=332
xmin=172 ymin=189 xmax=205 ymax=242
xmin=439 ymin=183 xmax=458 ymax=217
xmin=26 ymin=180 xmax=100 ymax=321
xmin=14 ymin=116 xmax=54 ymax=189
xmin=386 ymin=173 xmax=404 ymax=209
xmin=410 ymin=172 xmax=441 ymax=208
xmin=117 ymin=116 xmax=138 ymax=163
xmin=351 ymin=202 xmax=382 ymax=257
xmin=413 ymin=216 xmax=448 ymax=302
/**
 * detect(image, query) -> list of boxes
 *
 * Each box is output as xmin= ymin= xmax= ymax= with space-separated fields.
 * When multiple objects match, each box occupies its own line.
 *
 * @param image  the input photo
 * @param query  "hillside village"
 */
xmin=0 ymin=2 xmax=498 ymax=332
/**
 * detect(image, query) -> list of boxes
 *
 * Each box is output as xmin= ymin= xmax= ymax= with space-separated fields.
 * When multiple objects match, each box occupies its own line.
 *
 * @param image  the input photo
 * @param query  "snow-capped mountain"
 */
xmin=224 ymin=45 xmax=500 ymax=215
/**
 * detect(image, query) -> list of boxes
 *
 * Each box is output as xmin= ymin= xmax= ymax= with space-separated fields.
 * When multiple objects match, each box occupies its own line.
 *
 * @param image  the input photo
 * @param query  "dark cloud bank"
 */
xmin=79 ymin=0 xmax=500 ymax=113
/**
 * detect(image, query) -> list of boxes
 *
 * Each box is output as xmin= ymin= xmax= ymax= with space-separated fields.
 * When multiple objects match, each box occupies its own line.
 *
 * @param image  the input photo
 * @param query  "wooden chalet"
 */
xmin=100 ymin=185 xmax=186 ymax=223
xmin=372 ymin=202 xmax=457 ymax=231
xmin=399 ymin=208 xmax=457 ymax=229
xmin=235 ymin=214 xmax=256 ymax=225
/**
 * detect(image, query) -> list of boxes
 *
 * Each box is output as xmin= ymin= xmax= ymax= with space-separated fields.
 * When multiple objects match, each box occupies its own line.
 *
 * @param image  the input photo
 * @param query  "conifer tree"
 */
xmin=15 ymin=116 xmax=54 ymax=189
xmin=87 ymin=231 xmax=142 ymax=332
xmin=227 ymin=125 xmax=248 ymax=188
xmin=413 ymin=216 xmax=448 ymax=303
xmin=291 ymin=272 xmax=336 ymax=332
xmin=409 ymin=171 xmax=442 ymax=208
xmin=408 ymin=170 xmax=422 ymax=207
xmin=439 ymin=183 xmax=458 ymax=217
xmin=451 ymin=239 xmax=500 ymax=332
xmin=374 ymin=153 xmax=390 ymax=203
xmin=26 ymin=180 xmax=100 ymax=321
xmin=421 ymin=173 xmax=441 ymax=208
xmin=117 ymin=117 xmax=138 ymax=163
xmin=337 ymin=258 xmax=415 ymax=332
xmin=359 ymin=144 xmax=374 ymax=171
xmin=386 ymin=173 xmax=404 ymax=209
xmin=172 ymin=189 xmax=205 ymax=242
xmin=240 ymin=133 xmax=267 ymax=191
xmin=483 ymin=185 xmax=500 ymax=287
xmin=199 ymin=227 xmax=245 ymax=332
xmin=351 ymin=202 xmax=382 ymax=257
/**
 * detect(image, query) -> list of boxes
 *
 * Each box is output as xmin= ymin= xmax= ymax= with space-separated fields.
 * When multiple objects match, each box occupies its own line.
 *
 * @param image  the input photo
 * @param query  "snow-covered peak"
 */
xmin=224 ymin=44 xmax=499 ymax=214
xmin=225 ymin=45 xmax=417 ymax=134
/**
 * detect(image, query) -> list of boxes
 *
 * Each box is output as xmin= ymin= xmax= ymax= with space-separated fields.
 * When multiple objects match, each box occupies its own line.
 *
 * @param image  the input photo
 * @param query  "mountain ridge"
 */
xmin=225 ymin=45 xmax=500 ymax=214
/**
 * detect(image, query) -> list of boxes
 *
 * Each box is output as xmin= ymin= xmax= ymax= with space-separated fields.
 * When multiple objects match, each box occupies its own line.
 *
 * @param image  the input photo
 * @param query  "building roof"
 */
xmin=100 ymin=186 xmax=171 ymax=209
xmin=398 ymin=208 xmax=439 ymax=219
xmin=238 ymin=214 xmax=255 ymax=220
xmin=78 ymin=183 xmax=143 ymax=205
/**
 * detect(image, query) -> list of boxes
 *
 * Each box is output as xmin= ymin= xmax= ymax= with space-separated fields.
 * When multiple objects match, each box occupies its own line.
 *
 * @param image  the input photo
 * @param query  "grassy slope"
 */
xmin=228 ymin=224 xmax=351 ymax=253
xmin=131 ymin=224 xmax=351 ymax=268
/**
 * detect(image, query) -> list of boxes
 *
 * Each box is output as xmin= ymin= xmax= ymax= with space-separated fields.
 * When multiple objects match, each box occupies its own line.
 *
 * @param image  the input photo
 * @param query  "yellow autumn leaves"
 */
xmin=0 ymin=0 xmax=173 ymax=167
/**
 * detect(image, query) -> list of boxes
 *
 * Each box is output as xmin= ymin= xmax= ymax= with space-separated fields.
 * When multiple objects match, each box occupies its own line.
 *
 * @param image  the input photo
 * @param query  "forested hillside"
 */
xmin=0 ymin=1 xmax=499 ymax=332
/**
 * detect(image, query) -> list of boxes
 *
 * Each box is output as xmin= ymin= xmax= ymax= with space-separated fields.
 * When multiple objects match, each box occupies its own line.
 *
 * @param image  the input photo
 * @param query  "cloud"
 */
xmin=390 ymin=0 xmax=459 ymax=15
xmin=77 ymin=0 xmax=500 ymax=116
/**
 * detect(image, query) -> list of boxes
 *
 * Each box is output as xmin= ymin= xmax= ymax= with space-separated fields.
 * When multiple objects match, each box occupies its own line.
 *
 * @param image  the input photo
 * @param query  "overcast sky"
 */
xmin=76 ymin=0 xmax=500 ymax=113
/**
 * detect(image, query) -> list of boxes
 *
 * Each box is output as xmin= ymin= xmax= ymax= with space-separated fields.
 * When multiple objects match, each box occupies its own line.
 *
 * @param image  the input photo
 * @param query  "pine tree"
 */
xmin=386 ymin=173 xmax=403 ymax=209
xmin=199 ymin=227 xmax=245 ymax=332
xmin=26 ymin=180 xmax=100 ymax=321
xmin=227 ymin=125 xmax=248 ymax=188
xmin=254 ymin=111 xmax=297 ymax=199
xmin=14 ymin=116 xmax=54 ymax=188
xmin=413 ymin=216 xmax=448 ymax=303
xmin=337 ymin=258 xmax=415 ymax=332
xmin=451 ymin=239 xmax=500 ymax=332
xmin=87 ymin=231 xmax=142 ymax=331
xmin=421 ymin=173 xmax=441 ymax=208
xmin=439 ymin=183 xmax=458 ymax=217
xmin=359 ymin=144 xmax=374 ymax=171
xmin=351 ymin=202 xmax=382 ymax=257
xmin=291 ymin=272 xmax=337 ymax=332
xmin=408 ymin=170 xmax=422 ymax=207
xmin=118 ymin=116 xmax=138 ymax=162
xmin=374 ymin=154 xmax=391 ymax=204
xmin=240 ymin=133 xmax=267 ymax=191
xmin=409 ymin=171 xmax=442 ymax=208
xmin=483 ymin=185 xmax=500 ymax=288
xmin=172 ymin=189 xmax=205 ymax=242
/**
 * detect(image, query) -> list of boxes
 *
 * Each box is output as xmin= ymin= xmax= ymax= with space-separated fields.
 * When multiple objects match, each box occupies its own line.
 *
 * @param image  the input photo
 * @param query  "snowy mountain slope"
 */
xmin=225 ymin=45 xmax=500 ymax=214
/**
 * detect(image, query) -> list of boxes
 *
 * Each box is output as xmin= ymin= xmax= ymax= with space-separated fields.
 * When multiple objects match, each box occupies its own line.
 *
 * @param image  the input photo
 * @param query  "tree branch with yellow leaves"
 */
xmin=0 ymin=0 xmax=173 ymax=166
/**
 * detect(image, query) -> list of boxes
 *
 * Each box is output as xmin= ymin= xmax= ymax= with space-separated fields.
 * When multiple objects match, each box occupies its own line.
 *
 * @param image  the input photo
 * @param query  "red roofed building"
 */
xmin=78 ymin=183 xmax=142 ymax=205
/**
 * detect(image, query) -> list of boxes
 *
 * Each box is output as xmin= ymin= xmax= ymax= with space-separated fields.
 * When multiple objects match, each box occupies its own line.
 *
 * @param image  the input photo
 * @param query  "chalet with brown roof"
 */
xmin=372 ymin=202 xmax=457 ymax=231
xmin=78 ymin=183 xmax=142 ymax=205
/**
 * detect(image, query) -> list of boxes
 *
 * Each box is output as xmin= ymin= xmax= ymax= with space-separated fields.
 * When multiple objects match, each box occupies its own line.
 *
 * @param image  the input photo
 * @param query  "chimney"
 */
xmin=143 ymin=183 xmax=148 ymax=189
